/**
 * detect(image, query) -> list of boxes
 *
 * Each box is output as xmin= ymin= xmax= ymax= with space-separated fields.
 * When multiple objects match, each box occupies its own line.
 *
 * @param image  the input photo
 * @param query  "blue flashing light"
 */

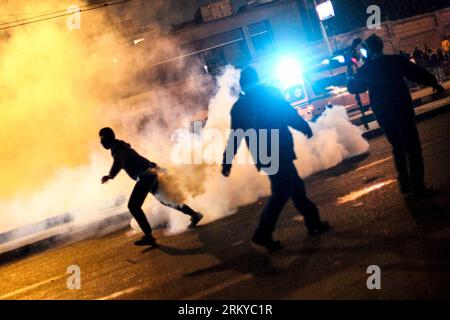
xmin=275 ymin=57 xmax=303 ymax=88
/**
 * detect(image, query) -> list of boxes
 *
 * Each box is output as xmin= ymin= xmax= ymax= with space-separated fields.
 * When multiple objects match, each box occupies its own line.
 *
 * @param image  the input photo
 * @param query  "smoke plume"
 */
xmin=0 ymin=1 xmax=369 ymax=248
xmin=147 ymin=66 xmax=369 ymax=233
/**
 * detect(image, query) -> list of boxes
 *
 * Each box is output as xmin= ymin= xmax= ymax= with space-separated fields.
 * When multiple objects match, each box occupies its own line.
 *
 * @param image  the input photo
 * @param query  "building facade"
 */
xmin=100 ymin=1 xmax=450 ymax=132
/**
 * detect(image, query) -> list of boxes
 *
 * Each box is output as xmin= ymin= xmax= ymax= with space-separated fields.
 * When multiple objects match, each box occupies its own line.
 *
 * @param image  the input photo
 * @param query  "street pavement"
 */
xmin=0 ymin=111 xmax=449 ymax=300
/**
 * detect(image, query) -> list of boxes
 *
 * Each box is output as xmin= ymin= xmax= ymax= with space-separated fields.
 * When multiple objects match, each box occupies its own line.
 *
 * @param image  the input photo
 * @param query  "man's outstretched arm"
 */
xmin=278 ymin=94 xmax=313 ymax=138
xmin=102 ymin=153 xmax=122 ymax=183
xmin=267 ymin=87 xmax=313 ymax=138
xmin=400 ymin=57 xmax=444 ymax=92
xmin=347 ymin=69 xmax=368 ymax=95
xmin=288 ymin=108 xmax=313 ymax=138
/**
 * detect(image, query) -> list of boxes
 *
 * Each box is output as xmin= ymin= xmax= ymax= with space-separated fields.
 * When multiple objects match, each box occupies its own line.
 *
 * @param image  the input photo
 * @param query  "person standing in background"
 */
xmin=348 ymin=34 xmax=445 ymax=198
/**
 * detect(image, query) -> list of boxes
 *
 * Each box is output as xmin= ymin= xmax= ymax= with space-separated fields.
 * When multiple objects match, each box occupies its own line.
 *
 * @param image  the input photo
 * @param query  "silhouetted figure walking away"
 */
xmin=348 ymin=34 xmax=445 ymax=197
xmin=222 ymin=67 xmax=329 ymax=251
xmin=99 ymin=127 xmax=203 ymax=246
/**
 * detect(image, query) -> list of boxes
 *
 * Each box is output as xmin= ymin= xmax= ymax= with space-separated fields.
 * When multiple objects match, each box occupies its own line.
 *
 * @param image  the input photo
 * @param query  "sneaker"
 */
xmin=307 ymin=221 xmax=330 ymax=236
xmin=251 ymin=232 xmax=281 ymax=252
xmin=189 ymin=212 xmax=203 ymax=228
xmin=134 ymin=235 xmax=157 ymax=247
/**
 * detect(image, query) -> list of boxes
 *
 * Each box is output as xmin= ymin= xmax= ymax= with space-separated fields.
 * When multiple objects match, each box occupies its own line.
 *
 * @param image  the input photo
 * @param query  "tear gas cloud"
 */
xmin=158 ymin=67 xmax=369 ymax=233
xmin=0 ymin=0 xmax=206 ymax=236
xmin=0 ymin=1 xmax=369 ymax=244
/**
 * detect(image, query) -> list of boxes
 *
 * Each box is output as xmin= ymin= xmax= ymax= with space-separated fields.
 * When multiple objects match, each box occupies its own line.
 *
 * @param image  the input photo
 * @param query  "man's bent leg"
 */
xmin=128 ymin=179 xmax=153 ymax=236
xmin=175 ymin=204 xmax=203 ymax=228
xmin=383 ymin=124 xmax=411 ymax=193
xmin=252 ymin=171 xmax=290 ymax=251
xmin=289 ymin=166 xmax=321 ymax=230
xmin=402 ymin=120 xmax=425 ymax=193
xmin=287 ymin=162 xmax=329 ymax=234
xmin=173 ymin=204 xmax=197 ymax=216
xmin=161 ymin=202 xmax=204 ymax=228
xmin=256 ymin=172 xmax=291 ymax=235
xmin=150 ymin=179 xmax=203 ymax=227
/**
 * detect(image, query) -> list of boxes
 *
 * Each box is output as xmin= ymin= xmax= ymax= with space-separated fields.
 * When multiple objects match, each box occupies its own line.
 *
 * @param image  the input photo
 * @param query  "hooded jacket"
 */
xmin=108 ymin=139 xmax=156 ymax=180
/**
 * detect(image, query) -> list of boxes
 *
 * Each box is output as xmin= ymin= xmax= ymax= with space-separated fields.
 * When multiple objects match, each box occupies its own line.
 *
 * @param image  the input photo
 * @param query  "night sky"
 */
xmin=325 ymin=0 xmax=449 ymax=35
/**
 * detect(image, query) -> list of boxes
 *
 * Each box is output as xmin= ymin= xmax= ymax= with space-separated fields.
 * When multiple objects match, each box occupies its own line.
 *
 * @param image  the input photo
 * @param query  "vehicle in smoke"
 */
xmin=179 ymin=55 xmax=370 ymax=131
xmin=274 ymin=55 xmax=370 ymax=122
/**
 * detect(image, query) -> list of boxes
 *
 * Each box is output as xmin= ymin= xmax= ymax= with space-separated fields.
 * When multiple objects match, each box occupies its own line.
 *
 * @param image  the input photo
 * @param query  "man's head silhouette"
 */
xmin=352 ymin=38 xmax=362 ymax=48
xmin=239 ymin=67 xmax=260 ymax=93
xmin=365 ymin=34 xmax=384 ymax=58
xmin=99 ymin=127 xmax=115 ymax=149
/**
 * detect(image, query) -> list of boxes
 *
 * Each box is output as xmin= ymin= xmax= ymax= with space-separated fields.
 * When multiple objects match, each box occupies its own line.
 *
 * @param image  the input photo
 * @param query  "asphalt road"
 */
xmin=0 ymin=112 xmax=449 ymax=300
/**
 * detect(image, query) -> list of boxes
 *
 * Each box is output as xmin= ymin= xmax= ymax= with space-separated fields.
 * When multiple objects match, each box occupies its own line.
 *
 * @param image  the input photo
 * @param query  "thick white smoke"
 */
xmin=0 ymin=66 xmax=369 ymax=249
xmin=135 ymin=66 xmax=370 ymax=234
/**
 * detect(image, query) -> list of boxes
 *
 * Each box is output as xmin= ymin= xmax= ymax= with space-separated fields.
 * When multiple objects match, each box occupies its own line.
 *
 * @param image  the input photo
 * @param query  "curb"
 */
xmin=0 ymin=213 xmax=72 ymax=245
xmin=0 ymin=213 xmax=131 ymax=266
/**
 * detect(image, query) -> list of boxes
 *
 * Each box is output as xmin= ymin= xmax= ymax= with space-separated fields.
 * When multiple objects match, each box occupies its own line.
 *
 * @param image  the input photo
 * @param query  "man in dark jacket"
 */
xmin=222 ymin=67 xmax=329 ymax=251
xmin=348 ymin=34 xmax=445 ymax=197
xmin=99 ymin=127 xmax=203 ymax=246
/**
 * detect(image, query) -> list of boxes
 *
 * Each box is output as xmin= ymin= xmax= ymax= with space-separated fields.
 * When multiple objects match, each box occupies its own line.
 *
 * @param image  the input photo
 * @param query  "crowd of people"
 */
xmin=399 ymin=36 xmax=450 ymax=83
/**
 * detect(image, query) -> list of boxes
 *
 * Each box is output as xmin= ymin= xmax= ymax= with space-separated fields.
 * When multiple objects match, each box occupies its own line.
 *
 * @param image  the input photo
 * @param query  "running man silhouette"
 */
xmin=99 ymin=127 xmax=203 ymax=246
xmin=222 ymin=67 xmax=330 ymax=251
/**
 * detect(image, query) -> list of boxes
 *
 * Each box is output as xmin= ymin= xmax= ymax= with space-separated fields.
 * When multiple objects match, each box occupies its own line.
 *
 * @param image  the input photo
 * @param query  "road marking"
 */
xmin=355 ymin=156 xmax=392 ymax=172
xmin=185 ymin=273 xmax=253 ymax=300
xmin=98 ymin=286 xmax=141 ymax=300
xmin=0 ymin=275 xmax=64 ymax=300
xmin=337 ymin=179 xmax=396 ymax=204
xmin=98 ymin=272 xmax=253 ymax=300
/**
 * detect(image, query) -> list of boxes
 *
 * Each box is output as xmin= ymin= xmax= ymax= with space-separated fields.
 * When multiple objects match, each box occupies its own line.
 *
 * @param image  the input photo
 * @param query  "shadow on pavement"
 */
xmin=405 ymin=196 xmax=450 ymax=233
xmin=311 ymin=153 xmax=370 ymax=179
xmin=147 ymin=244 xmax=203 ymax=256
xmin=146 ymin=190 xmax=450 ymax=298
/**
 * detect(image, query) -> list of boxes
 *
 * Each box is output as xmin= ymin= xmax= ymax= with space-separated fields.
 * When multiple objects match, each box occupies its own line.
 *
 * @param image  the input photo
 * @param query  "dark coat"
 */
xmin=223 ymin=84 xmax=312 ymax=170
xmin=109 ymin=140 xmax=156 ymax=180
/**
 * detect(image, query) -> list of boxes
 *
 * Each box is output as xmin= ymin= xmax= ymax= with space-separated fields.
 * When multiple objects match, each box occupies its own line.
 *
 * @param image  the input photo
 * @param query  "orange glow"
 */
xmin=0 ymin=1 xmax=123 ymax=197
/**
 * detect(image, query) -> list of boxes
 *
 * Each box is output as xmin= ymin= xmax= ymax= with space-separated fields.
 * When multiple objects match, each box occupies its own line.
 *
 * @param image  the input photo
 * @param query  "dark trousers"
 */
xmin=381 ymin=117 xmax=425 ymax=193
xmin=256 ymin=161 xmax=321 ymax=235
xmin=128 ymin=174 xmax=196 ymax=236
